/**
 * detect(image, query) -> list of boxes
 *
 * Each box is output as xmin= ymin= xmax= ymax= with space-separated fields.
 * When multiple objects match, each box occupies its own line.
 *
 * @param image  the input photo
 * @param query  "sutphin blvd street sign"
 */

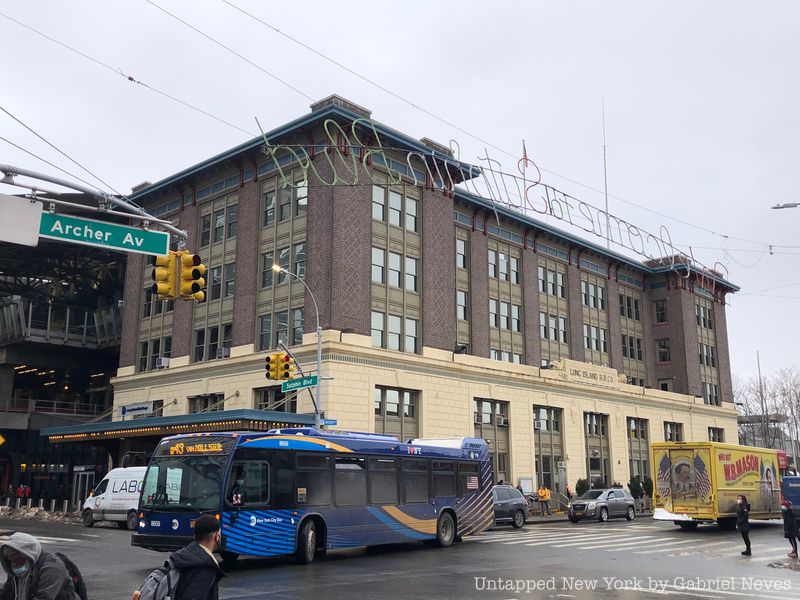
xmin=39 ymin=212 xmax=170 ymax=256
xmin=281 ymin=375 xmax=319 ymax=393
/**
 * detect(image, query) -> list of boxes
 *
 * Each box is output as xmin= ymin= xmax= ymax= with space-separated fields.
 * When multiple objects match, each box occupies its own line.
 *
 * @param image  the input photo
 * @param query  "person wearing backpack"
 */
xmin=134 ymin=514 xmax=224 ymax=600
xmin=0 ymin=532 xmax=80 ymax=600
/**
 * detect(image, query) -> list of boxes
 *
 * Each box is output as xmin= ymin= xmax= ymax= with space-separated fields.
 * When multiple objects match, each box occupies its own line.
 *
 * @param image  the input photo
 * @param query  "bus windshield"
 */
xmin=141 ymin=455 xmax=226 ymax=511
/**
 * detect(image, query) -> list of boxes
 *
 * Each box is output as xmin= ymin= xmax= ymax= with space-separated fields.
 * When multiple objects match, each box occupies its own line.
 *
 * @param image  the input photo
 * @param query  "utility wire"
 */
xmin=220 ymin=0 xmax=796 ymax=251
xmin=144 ymin=0 xmax=313 ymax=101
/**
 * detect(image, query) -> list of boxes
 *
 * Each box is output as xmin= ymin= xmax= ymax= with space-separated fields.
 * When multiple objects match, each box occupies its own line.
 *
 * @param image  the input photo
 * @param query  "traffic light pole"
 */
xmin=276 ymin=267 xmax=322 ymax=430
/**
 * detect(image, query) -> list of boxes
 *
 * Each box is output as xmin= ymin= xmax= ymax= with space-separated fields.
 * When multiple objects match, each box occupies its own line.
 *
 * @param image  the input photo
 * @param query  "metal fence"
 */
xmin=0 ymin=397 xmax=102 ymax=416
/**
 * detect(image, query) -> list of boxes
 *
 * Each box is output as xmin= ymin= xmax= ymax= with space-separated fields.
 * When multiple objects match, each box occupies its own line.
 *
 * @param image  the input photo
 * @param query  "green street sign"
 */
xmin=281 ymin=375 xmax=318 ymax=393
xmin=39 ymin=212 xmax=170 ymax=256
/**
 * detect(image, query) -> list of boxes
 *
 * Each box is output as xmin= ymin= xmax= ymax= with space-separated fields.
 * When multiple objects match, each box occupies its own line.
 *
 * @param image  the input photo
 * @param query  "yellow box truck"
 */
xmin=651 ymin=441 xmax=782 ymax=529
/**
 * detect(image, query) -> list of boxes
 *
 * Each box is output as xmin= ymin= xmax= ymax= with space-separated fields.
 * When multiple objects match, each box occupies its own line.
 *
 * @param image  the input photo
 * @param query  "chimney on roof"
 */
xmin=310 ymin=94 xmax=371 ymax=118
xmin=420 ymin=137 xmax=453 ymax=157
xmin=131 ymin=181 xmax=152 ymax=194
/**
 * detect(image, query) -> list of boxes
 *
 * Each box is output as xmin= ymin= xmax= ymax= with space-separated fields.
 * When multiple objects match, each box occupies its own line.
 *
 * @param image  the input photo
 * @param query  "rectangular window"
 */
xmin=278 ymin=188 xmax=292 ymax=222
xmin=150 ymin=339 xmax=161 ymax=370
xmin=456 ymin=239 xmax=467 ymax=269
xmin=275 ymin=311 xmax=288 ymax=348
xmin=258 ymin=314 xmax=272 ymax=351
xmin=294 ymin=184 xmax=308 ymax=217
xmin=227 ymin=460 xmax=269 ymax=506
xmin=372 ymin=185 xmax=385 ymax=221
xmin=510 ymin=257 xmax=520 ymax=284
xmin=511 ymin=304 xmax=521 ymax=332
xmin=224 ymin=263 xmax=236 ymax=297
xmin=297 ymin=455 xmax=331 ymax=506
xmin=221 ymin=323 xmax=232 ymax=352
xmin=488 ymin=250 xmax=497 ymax=278
xmin=263 ymin=190 xmax=276 ymax=227
xmin=371 ymin=247 xmax=384 ymax=283
xmin=200 ymin=214 xmax=211 ymax=247
xmin=212 ymin=209 xmax=225 ymax=243
xmin=557 ymin=273 xmax=565 ymax=298
xmin=703 ymin=382 xmax=720 ymax=406
xmin=292 ymin=308 xmax=304 ymax=345
xmin=208 ymin=325 xmax=219 ymax=359
xmin=142 ymin=289 xmax=152 ymax=318
xmin=489 ymin=299 xmax=499 ymax=328
xmin=371 ymin=311 xmax=384 ymax=348
xmin=277 ymin=247 xmax=290 ymax=284
xmin=549 ymin=315 xmax=557 ymax=341
xmin=405 ymin=256 xmax=418 ymax=292
xmin=162 ymin=336 xmax=172 ymax=359
xmin=389 ymin=191 xmax=402 ymax=226
xmin=498 ymin=252 xmax=509 ymax=281
xmin=403 ymin=459 xmax=428 ymax=503
xmin=538 ymin=266 xmax=546 ymax=293
xmin=369 ymin=458 xmax=399 ymax=504
xmin=405 ymin=318 xmax=418 ymax=353
xmin=657 ymin=339 xmax=671 ymax=362
xmin=387 ymin=314 xmax=402 ymax=351
xmin=138 ymin=341 xmax=148 ymax=372
xmin=335 ymin=457 xmax=367 ymax=506
xmin=500 ymin=302 xmax=510 ymax=330
xmin=194 ymin=329 xmax=205 ymax=362
xmin=210 ymin=266 xmax=222 ymax=300
xmin=659 ymin=379 xmax=673 ymax=392
xmin=293 ymin=243 xmax=306 ymax=279
xmin=539 ymin=312 xmax=548 ymax=339
xmin=258 ymin=254 xmax=273 ymax=291
xmin=388 ymin=252 xmax=402 ymax=288
xmin=457 ymin=290 xmax=468 ymax=321
xmin=655 ymin=299 xmax=667 ymax=323
xmin=432 ymin=461 xmax=456 ymax=497
xmin=558 ymin=317 xmax=568 ymax=344
xmin=708 ymin=427 xmax=724 ymax=442
xmin=405 ymin=197 xmax=418 ymax=232
xmin=226 ymin=204 xmax=238 ymax=238
xmin=664 ymin=421 xmax=684 ymax=442
xmin=385 ymin=388 xmax=400 ymax=417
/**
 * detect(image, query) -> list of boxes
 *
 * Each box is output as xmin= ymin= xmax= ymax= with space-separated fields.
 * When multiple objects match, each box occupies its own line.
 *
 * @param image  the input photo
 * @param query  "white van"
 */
xmin=82 ymin=467 xmax=146 ymax=530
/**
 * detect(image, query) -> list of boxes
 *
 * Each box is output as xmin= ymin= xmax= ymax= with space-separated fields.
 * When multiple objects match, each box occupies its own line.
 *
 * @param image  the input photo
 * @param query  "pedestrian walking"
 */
xmin=737 ymin=494 xmax=751 ymax=556
xmin=781 ymin=501 xmax=799 ymax=558
xmin=0 ymin=531 xmax=82 ymax=599
xmin=134 ymin=513 xmax=224 ymax=600
xmin=14 ymin=485 xmax=23 ymax=500
xmin=537 ymin=484 xmax=552 ymax=516
xmin=565 ymin=484 xmax=573 ymax=500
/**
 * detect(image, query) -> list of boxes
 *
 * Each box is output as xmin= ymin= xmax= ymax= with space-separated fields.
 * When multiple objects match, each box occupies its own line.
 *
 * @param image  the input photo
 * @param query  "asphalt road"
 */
xmin=1 ymin=516 xmax=799 ymax=599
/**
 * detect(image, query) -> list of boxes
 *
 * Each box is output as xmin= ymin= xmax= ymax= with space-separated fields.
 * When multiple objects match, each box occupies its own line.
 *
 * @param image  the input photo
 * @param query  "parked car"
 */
xmin=82 ymin=467 xmax=146 ymax=530
xmin=492 ymin=485 xmax=529 ymax=528
xmin=568 ymin=488 xmax=635 ymax=523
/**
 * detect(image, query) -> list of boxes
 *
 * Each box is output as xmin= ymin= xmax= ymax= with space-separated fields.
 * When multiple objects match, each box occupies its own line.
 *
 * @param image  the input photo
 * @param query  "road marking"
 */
xmin=626 ymin=584 xmax=800 ymax=600
xmin=548 ymin=534 xmax=646 ymax=548
xmin=663 ymin=541 xmax=740 ymax=556
xmin=746 ymin=551 xmax=795 ymax=563
xmin=578 ymin=535 xmax=662 ymax=550
xmin=37 ymin=536 xmax=80 ymax=544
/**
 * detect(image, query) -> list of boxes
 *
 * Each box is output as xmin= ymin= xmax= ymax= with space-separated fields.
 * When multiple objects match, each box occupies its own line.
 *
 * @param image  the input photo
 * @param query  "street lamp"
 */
xmin=771 ymin=203 xmax=800 ymax=210
xmin=272 ymin=264 xmax=322 ymax=430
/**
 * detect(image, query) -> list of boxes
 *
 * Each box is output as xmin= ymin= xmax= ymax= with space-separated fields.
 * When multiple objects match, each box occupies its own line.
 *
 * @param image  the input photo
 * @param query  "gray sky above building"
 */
xmin=2 ymin=1 xmax=798 ymax=379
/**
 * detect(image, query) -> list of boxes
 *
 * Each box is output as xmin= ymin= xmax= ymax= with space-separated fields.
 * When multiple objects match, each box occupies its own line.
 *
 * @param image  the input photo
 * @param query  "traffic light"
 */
xmin=179 ymin=251 xmax=206 ymax=301
xmin=280 ymin=354 xmax=296 ymax=379
xmin=151 ymin=251 xmax=178 ymax=300
xmin=265 ymin=352 xmax=281 ymax=380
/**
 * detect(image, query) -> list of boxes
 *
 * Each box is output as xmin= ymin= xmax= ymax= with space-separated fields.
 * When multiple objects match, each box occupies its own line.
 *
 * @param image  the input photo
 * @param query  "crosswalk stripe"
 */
xmin=657 ymin=541 xmax=738 ymax=556
xmin=579 ymin=535 xmax=662 ymax=550
xmin=747 ymin=552 xmax=794 ymax=563
xmin=37 ymin=536 xmax=79 ymax=544
xmin=549 ymin=534 xmax=647 ymax=548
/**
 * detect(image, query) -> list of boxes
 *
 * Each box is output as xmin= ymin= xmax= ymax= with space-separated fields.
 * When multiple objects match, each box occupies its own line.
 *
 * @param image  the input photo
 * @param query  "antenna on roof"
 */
xmin=602 ymin=97 xmax=610 ymax=250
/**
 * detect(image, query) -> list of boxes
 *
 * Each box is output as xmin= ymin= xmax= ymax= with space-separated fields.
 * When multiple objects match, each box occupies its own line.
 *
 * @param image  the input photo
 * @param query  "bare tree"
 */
xmin=773 ymin=367 xmax=800 ymax=466
xmin=733 ymin=373 xmax=783 ymax=448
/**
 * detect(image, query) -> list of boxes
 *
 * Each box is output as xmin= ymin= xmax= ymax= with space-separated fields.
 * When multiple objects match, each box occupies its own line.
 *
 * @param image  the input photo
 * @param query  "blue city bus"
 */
xmin=132 ymin=427 xmax=493 ymax=564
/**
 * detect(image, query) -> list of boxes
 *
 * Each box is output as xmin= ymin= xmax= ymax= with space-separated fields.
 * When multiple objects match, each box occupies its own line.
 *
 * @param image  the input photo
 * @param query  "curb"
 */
xmin=525 ymin=511 xmax=653 ymax=525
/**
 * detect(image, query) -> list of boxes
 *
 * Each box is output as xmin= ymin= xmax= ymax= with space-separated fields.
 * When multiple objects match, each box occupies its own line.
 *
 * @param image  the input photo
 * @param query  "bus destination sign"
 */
xmin=156 ymin=436 xmax=236 ymax=457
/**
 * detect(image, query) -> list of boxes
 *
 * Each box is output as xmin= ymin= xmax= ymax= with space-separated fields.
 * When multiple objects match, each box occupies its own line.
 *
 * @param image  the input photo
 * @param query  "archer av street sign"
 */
xmin=39 ymin=212 xmax=170 ymax=256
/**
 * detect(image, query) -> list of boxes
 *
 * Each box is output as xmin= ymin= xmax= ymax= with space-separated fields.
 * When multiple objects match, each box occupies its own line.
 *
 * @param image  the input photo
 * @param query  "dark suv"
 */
xmin=568 ymin=488 xmax=635 ymax=523
xmin=492 ymin=485 xmax=529 ymax=528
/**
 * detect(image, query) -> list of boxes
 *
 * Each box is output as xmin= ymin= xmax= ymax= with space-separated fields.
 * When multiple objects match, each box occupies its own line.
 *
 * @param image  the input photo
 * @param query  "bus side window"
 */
xmin=458 ymin=462 xmax=481 ymax=496
xmin=227 ymin=461 xmax=269 ymax=506
xmin=402 ymin=459 xmax=428 ymax=503
xmin=334 ymin=457 xmax=367 ymax=506
xmin=369 ymin=457 xmax=398 ymax=505
xmin=432 ymin=461 xmax=456 ymax=497
xmin=297 ymin=455 xmax=331 ymax=506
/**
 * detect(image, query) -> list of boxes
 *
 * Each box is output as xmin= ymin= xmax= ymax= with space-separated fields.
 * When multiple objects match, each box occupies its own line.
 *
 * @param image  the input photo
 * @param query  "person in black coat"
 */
xmin=170 ymin=514 xmax=224 ymax=600
xmin=782 ymin=501 xmax=799 ymax=558
xmin=737 ymin=494 xmax=751 ymax=556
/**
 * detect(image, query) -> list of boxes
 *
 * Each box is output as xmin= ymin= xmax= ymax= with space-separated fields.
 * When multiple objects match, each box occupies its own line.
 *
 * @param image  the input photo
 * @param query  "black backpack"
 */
xmin=55 ymin=552 xmax=88 ymax=600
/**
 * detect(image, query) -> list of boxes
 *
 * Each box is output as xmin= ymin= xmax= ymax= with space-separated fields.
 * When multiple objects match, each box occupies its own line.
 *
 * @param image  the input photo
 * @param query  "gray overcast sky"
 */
xmin=2 ymin=1 xmax=798 ymax=379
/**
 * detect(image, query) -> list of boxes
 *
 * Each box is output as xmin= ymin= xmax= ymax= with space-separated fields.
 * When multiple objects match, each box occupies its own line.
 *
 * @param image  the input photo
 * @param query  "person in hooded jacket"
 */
xmin=0 ymin=532 xmax=78 ymax=600
xmin=170 ymin=514 xmax=224 ymax=600
xmin=737 ymin=494 xmax=752 ymax=556
xmin=782 ymin=500 xmax=799 ymax=558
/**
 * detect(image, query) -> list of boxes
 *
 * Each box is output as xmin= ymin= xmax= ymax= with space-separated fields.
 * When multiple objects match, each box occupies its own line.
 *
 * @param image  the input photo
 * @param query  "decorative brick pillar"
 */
xmin=567 ymin=263 xmax=585 ymax=363
xmin=421 ymin=188 xmax=456 ymax=351
xmin=119 ymin=253 xmax=143 ymax=368
xmin=171 ymin=204 xmax=198 ymax=358
xmin=468 ymin=232 xmax=489 ymax=358
xmin=521 ymin=250 xmax=541 ymax=366
xmin=232 ymin=180 xmax=259 ymax=347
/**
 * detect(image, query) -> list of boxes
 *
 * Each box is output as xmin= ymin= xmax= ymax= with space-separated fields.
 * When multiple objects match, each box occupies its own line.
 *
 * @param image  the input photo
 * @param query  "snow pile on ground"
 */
xmin=0 ymin=505 xmax=80 ymax=523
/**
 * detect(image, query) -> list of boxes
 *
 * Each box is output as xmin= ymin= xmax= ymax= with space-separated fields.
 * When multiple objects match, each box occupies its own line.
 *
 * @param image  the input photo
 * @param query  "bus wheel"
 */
xmin=436 ymin=512 xmax=455 ymax=547
xmin=296 ymin=519 xmax=317 ymax=564
xmin=677 ymin=521 xmax=698 ymax=531
xmin=221 ymin=552 xmax=239 ymax=568
xmin=82 ymin=510 xmax=94 ymax=528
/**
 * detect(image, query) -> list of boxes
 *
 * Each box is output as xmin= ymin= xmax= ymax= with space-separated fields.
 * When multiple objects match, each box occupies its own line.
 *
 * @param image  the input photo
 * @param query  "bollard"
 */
xmin=4 ymin=497 xmax=8 ymax=507
xmin=38 ymin=499 xmax=44 ymax=509
xmin=62 ymin=500 xmax=68 ymax=513
xmin=50 ymin=499 xmax=56 ymax=512
xmin=26 ymin=499 xmax=32 ymax=509
xmin=15 ymin=498 xmax=20 ymax=509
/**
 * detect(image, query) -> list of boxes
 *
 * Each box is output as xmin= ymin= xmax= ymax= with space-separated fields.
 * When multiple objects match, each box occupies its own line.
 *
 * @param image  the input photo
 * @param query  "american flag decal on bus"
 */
xmin=694 ymin=454 xmax=711 ymax=500
xmin=466 ymin=476 xmax=479 ymax=490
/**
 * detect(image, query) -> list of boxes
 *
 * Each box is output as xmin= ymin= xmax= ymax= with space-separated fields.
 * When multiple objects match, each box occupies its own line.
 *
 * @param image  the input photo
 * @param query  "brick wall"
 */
xmin=640 ymin=285 xmax=657 ymax=386
xmin=171 ymin=205 xmax=198 ymax=358
xmin=421 ymin=188 xmax=456 ymax=351
xmin=468 ymin=231 xmax=489 ymax=357
xmin=306 ymin=157 xmax=335 ymax=331
xmin=567 ymin=262 xmax=585 ymax=362
xmin=521 ymin=250 xmax=541 ymax=366
xmin=713 ymin=295 xmax=734 ymax=404
xmin=119 ymin=253 xmax=143 ymax=367
xmin=231 ymin=180 xmax=259 ymax=346
xmin=606 ymin=277 xmax=623 ymax=369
